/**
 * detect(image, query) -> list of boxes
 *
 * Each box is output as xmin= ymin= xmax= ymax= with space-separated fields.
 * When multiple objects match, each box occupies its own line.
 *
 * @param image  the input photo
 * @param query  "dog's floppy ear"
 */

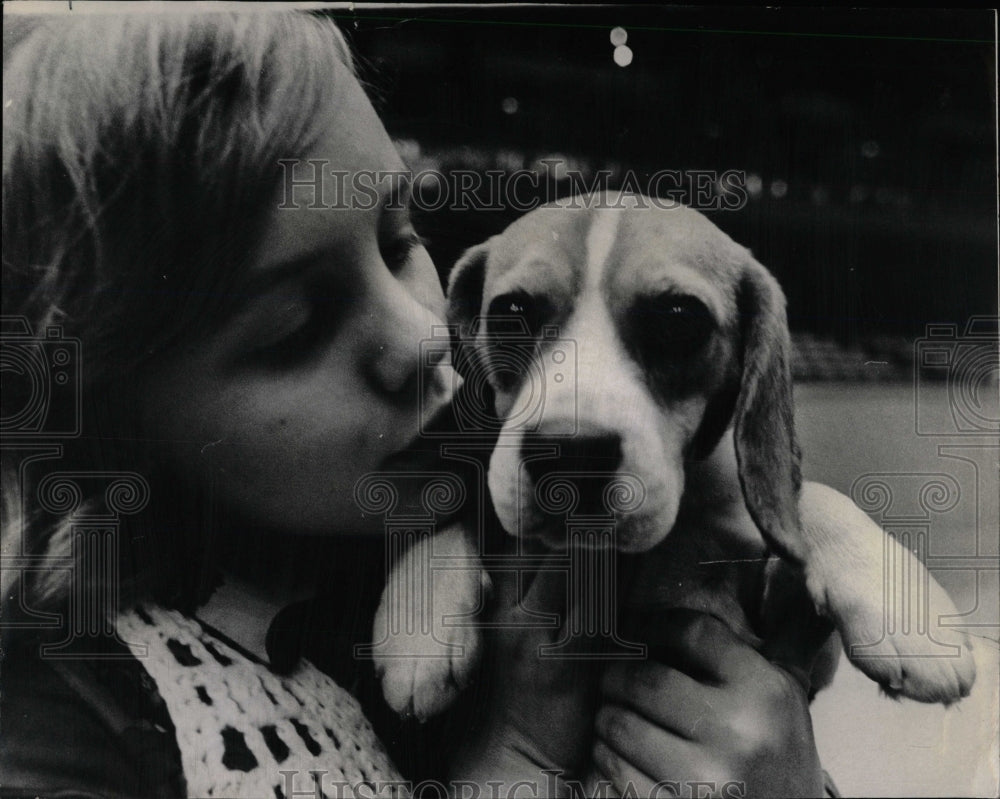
xmin=447 ymin=238 xmax=496 ymax=339
xmin=733 ymin=258 xmax=807 ymax=566
xmin=446 ymin=238 xmax=497 ymax=377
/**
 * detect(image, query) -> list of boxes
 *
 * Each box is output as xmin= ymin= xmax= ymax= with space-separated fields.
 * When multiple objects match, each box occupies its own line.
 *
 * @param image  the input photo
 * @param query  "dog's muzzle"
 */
xmin=524 ymin=429 xmax=624 ymax=517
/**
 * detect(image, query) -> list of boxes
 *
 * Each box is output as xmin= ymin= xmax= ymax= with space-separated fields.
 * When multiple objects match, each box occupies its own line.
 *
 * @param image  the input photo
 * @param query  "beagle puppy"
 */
xmin=373 ymin=192 xmax=975 ymax=721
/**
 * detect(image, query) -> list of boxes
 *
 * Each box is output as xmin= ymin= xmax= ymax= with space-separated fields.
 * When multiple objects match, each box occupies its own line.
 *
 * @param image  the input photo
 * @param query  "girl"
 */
xmin=2 ymin=9 xmax=828 ymax=797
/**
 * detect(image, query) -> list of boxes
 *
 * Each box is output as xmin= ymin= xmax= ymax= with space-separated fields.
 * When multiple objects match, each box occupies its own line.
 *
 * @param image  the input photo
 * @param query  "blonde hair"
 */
xmin=2 ymin=10 xmax=355 ymax=621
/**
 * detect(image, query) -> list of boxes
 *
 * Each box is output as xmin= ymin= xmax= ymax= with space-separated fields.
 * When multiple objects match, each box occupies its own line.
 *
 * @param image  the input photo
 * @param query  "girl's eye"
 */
xmin=380 ymin=229 xmax=425 ymax=273
xmin=249 ymin=292 xmax=332 ymax=368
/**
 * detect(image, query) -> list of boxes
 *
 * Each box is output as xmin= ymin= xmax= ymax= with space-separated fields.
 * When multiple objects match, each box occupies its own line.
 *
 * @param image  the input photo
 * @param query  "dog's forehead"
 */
xmin=483 ymin=204 xmax=591 ymax=297
xmin=481 ymin=195 xmax=749 ymax=317
xmin=603 ymin=202 xmax=747 ymax=317
xmin=615 ymin=204 xmax=745 ymax=281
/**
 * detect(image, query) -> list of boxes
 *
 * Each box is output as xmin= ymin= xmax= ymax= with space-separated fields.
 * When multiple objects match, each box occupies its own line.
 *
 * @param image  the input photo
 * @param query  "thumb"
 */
xmin=490 ymin=538 xmax=570 ymax=642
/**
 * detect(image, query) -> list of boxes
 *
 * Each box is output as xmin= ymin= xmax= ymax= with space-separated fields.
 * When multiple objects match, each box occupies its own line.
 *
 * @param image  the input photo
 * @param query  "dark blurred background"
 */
xmin=331 ymin=5 xmax=996 ymax=381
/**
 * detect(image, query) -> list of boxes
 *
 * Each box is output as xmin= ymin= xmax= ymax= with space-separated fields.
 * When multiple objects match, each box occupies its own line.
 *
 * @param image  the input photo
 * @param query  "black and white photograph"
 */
xmin=1 ymin=4 xmax=997 ymax=798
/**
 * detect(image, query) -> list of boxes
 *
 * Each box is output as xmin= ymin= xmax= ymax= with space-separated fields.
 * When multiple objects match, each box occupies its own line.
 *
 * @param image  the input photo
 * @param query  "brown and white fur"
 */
xmin=373 ymin=192 xmax=975 ymax=721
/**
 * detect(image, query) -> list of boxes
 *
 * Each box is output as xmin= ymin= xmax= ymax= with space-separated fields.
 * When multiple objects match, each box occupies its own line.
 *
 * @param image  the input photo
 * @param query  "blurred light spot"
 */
xmin=496 ymin=148 xmax=525 ymax=171
xmin=746 ymin=173 xmax=763 ymax=198
xmin=770 ymin=179 xmax=788 ymax=199
xmin=849 ymin=184 xmax=869 ymax=203
xmin=453 ymin=145 xmax=490 ymax=172
xmin=811 ymin=186 xmax=829 ymax=205
xmin=705 ymin=123 xmax=721 ymax=139
xmin=501 ymin=97 xmax=519 ymax=115
xmin=610 ymin=27 xmax=628 ymax=46
xmin=613 ymin=45 xmax=633 ymax=67
xmin=861 ymin=140 xmax=880 ymax=159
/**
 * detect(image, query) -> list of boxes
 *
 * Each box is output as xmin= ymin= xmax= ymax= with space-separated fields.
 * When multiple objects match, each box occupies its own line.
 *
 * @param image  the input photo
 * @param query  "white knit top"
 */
xmin=116 ymin=604 xmax=406 ymax=799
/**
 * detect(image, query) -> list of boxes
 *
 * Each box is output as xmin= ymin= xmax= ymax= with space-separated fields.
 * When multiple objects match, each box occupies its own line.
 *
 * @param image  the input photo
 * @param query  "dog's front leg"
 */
xmin=799 ymin=481 xmax=976 ymax=703
xmin=373 ymin=523 xmax=491 ymax=720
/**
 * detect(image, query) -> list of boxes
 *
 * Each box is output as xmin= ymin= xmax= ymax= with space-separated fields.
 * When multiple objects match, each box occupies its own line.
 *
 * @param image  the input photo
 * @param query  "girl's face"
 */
xmin=140 ymin=63 xmax=456 ymax=535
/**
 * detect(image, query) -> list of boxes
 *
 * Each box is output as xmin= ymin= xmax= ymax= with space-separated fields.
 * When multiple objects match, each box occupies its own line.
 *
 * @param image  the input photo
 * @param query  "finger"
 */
xmin=593 ymin=734 xmax=721 ymax=799
xmin=596 ymin=702 xmax=697 ymax=772
xmin=601 ymin=664 xmax=728 ymax=741
xmin=487 ymin=546 xmax=595 ymax=687
xmin=490 ymin=540 xmax=568 ymax=627
xmin=586 ymin=768 xmax=622 ymax=799
xmin=643 ymin=608 xmax=770 ymax=686
xmin=592 ymin=738 xmax=660 ymax=799
xmin=519 ymin=547 xmax=570 ymax=617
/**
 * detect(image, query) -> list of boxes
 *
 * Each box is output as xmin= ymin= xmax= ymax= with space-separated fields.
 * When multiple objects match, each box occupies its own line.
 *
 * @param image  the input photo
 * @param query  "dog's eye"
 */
xmin=486 ymin=291 xmax=551 ymax=339
xmin=484 ymin=291 xmax=553 ymax=390
xmin=644 ymin=294 xmax=715 ymax=357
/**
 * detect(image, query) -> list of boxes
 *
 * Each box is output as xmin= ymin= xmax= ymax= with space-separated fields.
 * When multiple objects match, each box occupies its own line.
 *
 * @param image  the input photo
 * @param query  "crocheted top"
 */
xmin=116 ymin=604 xmax=405 ymax=799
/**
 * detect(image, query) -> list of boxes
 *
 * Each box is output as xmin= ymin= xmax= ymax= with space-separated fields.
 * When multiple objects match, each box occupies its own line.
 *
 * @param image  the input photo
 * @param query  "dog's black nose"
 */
xmin=524 ymin=431 xmax=623 ymax=485
xmin=524 ymin=432 xmax=624 ymax=517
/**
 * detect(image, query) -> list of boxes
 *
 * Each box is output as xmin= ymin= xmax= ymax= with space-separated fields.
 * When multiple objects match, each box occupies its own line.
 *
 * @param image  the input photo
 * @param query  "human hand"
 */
xmin=448 ymin=544 xmax=604 ymax=796
xmin=593 ymin=609 xmax=826 ymax=798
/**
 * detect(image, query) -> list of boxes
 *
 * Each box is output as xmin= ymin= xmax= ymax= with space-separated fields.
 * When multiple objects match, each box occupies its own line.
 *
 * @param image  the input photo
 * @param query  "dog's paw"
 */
xmin=376 ymin=594 xmax=486 ymax=721
xmin=816 ymin=559 xmax=976 ymax=704
xmin=800 ymin=482 xmax=976 ymax=704
xmin=372 ymin=527 xmax=491 ymax=721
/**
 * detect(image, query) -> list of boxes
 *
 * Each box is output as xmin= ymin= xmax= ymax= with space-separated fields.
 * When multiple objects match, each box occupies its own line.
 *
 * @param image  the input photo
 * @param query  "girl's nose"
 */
xmin=366 ymin=281 xmax=452 ymax=397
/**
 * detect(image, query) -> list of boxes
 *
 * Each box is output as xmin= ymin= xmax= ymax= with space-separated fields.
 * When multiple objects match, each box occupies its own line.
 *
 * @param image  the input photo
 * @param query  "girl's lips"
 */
xmin=376 ymin=366 xmax=461 ymax=473
xmin=419 ymin=360 xmax=462 ymax=427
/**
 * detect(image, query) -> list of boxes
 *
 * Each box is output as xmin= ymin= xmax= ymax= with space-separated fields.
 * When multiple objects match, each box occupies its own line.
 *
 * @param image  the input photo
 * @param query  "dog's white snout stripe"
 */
xmin=584 ymin=205 xmax=623 ymax=289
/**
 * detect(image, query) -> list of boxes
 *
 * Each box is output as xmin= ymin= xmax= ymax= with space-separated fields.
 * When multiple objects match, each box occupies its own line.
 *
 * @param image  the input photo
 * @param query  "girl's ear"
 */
xmin=446 ymin=238 xmax=496 ymax=341
xmin=733 ymin=256 xmax=806 ymax=566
